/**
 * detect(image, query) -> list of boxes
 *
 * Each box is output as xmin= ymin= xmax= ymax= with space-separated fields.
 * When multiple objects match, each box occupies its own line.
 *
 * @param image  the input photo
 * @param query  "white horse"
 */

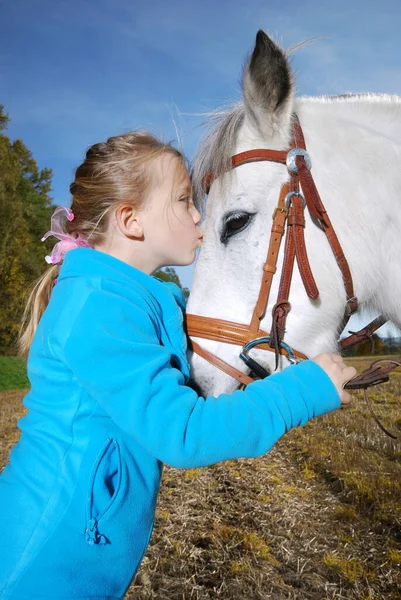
xmin=187 ymin=30 xmax=401 ymax=397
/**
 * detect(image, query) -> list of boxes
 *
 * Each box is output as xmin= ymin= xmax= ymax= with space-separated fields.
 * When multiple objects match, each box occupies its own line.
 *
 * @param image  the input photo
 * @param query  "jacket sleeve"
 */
xmin=63 ymin=289 xmax=340 ymax=468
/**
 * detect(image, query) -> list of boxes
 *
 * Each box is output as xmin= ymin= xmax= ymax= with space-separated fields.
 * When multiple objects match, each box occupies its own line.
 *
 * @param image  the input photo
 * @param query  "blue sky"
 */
xmin=2 ymin=0 xmax=401 ymax=336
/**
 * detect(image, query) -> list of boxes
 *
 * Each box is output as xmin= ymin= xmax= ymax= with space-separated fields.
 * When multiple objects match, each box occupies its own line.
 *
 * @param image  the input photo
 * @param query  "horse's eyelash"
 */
xmin=220 ymin=212 xmax=255 ymax=245
xmin=225 ymin=211 xmax=249 ymax=223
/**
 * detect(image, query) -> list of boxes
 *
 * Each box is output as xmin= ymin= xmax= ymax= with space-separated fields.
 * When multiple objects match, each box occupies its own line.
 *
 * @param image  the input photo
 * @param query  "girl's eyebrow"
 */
xmin=181 ymin=183 xmax=192 ymax=194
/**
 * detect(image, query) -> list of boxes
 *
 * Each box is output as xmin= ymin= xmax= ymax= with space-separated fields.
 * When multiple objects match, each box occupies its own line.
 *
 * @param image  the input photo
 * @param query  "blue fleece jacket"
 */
xmin=0 ymin=249 xmax=340 ymax=599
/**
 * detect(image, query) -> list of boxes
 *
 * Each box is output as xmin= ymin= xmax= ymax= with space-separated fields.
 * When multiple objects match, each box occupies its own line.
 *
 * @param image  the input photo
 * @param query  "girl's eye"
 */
xmin=180 ymin=196 xmax=195 ymax=209
xmin=221 ymin=212 xmax=255 ymax=245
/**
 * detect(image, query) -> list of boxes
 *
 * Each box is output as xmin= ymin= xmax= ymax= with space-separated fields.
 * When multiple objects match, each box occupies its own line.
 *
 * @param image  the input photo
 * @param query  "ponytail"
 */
xmin=18 ymin=265 xmax=60 ymax=359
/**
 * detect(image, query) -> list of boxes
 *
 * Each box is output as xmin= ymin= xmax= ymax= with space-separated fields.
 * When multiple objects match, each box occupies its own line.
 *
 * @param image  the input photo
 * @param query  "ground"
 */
xmin=1 ymin=357 xmax=400 ymax=599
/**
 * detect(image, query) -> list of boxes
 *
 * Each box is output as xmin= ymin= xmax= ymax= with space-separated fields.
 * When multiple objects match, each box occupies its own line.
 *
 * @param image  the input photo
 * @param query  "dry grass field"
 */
xmin=1 ymin=356 xmax=400 ymax=599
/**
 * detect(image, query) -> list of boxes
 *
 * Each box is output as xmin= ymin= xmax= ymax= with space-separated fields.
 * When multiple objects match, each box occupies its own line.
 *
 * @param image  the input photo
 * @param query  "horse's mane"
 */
xmin=191 ymin=93 xmax=401 ymax=210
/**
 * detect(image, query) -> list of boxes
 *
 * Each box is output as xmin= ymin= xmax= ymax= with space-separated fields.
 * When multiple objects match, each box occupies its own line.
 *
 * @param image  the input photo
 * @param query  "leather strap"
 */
xmin=338 ymin=315 xmax=388 ymax=350
xmin=249 ymin=182 xmax=290 ymax=332
xmin=344 ymin=356 xmax=400 ymax=439
xmin=232 ymin=149 xmax=288 ymax=168
xmin=189 ymin=339 xmax=255 ymax=386
xmin=293 ymin=117 xmax=357 ymax=317
xmin=344 ymin=357 xmax=401 ymax=390
xmin=185 ymin=314 xmax=308 ymax=360
xmin=268 ymin=191 xmax=319 ymax=367
xmin=290 ymin=194 xmax=319 ymax=300
xmin=270 ymin=198 xmax=296 ymax=353
xmin=203 ymin=149 xmax=288 ymax=194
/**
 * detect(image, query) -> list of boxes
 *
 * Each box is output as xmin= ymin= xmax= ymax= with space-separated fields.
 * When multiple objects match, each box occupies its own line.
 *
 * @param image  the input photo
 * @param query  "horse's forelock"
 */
xmin=191 ymin=103 xmax=245 ymax=211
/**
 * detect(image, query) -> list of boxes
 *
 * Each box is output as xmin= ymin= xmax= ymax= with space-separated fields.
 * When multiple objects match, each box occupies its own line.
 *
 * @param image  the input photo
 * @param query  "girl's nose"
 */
xmin=192 ymin=206 xmax=202 ymax=225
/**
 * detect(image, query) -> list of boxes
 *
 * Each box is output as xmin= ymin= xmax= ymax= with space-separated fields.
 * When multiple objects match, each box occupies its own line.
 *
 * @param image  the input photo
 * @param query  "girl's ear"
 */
xmin=115 ymin=203 xmax=144 ymax=239
xmin=242 ymin=30 xmax=294 ymax=139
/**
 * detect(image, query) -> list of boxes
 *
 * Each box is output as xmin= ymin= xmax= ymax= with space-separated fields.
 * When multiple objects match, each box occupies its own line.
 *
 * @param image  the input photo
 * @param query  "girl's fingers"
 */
xmin=342 ymin=365 xmax=358 ymax=381
xmin=339 ymin=366 xmax=357 ymax=404
xmin=340 ymin=390 xmax=353 ymax=404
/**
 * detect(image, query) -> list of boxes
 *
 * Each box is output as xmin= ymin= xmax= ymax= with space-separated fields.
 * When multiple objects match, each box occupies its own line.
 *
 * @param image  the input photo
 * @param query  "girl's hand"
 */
xmin=312 ymin=353 xmax=357 ymax=405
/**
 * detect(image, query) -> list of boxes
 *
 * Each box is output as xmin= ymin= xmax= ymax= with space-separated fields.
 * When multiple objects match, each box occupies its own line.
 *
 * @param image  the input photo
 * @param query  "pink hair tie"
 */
xmin=41 ymin=206 xmax=92 ymax=265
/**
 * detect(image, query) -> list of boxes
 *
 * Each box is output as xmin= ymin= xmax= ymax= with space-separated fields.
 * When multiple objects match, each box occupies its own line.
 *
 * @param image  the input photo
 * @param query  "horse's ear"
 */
xmin=242 ymin=30 xmax=294 ymax=138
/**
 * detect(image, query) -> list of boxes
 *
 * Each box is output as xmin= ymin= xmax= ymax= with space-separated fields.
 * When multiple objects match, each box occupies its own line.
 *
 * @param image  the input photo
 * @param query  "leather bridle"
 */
xmin=185 ymin=114 xmax=398 ymax=438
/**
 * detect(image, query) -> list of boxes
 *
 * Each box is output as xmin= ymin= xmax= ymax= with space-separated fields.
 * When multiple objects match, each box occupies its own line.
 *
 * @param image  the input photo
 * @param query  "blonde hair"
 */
xmin=18 ymin=132 xmax=185 ymax=358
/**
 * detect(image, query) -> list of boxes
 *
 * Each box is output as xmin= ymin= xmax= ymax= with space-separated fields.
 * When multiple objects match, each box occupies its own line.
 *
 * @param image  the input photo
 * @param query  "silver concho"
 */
xmin=286 ymin=148 xmax=312 ymax=174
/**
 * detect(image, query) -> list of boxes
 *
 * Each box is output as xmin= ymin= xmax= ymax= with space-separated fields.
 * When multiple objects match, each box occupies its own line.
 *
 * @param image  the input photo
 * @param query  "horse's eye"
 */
xmin=221 ymin=212 xmax=254 ymax=245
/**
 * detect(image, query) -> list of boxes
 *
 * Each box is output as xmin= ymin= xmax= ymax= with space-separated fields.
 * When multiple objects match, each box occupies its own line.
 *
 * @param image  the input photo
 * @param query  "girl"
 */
xmin=0 ymin=132 xmax=356 ymax=599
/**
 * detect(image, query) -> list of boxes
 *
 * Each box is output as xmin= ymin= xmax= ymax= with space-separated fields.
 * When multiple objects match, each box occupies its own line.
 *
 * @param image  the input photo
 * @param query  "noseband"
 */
xmin=185 ymin=114 xmax=397 ymax=438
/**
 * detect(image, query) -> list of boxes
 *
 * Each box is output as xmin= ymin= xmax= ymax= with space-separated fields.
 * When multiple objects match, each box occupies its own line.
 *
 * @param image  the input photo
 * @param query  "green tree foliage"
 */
xmin=0 ymin=105 xmax=53 ymax=354
xmin=153 ymin=267 xmax=190 ymax=300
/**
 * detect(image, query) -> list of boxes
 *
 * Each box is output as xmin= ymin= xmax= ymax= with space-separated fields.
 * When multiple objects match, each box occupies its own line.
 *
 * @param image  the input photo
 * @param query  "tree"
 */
xmin=0 ymin=105 xmax=8 ymax=132
xmin=153 ymin=267 xmax=190 ymax=300
xmin=0 ymin=105 xmax=53 ymax=354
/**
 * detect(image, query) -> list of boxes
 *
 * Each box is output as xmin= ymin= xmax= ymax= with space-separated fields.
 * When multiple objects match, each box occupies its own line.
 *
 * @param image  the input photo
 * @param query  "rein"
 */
xmin=185 ymin=114 xmax=398 ymax=438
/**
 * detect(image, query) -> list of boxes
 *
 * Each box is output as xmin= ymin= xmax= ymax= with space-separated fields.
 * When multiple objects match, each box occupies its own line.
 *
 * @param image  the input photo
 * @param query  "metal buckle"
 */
xmin=286 ymin=148 xmax=312 ymax=174
xmin=285 ymin=191 xmax=306 ymax=209
xmin=272 ymin=206 xmax=289 ymax=220
xmin=239 ymin=336 xmax=302 ymax=379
